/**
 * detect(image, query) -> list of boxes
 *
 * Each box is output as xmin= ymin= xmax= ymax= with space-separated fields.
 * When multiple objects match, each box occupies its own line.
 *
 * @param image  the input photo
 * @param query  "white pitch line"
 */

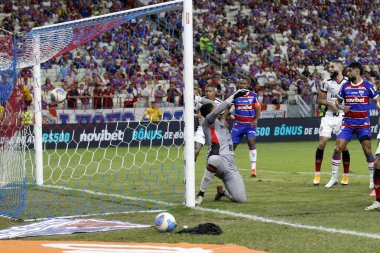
xmin=26 ymin=184 xmax=380 ymax=240
xmin=238 ymin=169 xmax=370 ymax=178
xmin=265 ymin=170 xmax=370 ymax=177
xmin=196 ymin=207 xmax=380 ymax=240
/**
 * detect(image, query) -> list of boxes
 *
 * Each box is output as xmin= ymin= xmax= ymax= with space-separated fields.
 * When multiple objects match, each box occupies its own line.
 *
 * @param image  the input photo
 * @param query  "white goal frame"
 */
xmin=30 ymin=0 xmax=195 ymax=207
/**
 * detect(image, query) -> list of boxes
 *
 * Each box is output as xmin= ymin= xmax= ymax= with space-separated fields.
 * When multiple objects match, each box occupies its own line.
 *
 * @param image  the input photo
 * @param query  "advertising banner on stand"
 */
xmin=38 ymin=121 xmax=184 ymax=149
xmin=19 ymin=117 xmax=379 ymax=149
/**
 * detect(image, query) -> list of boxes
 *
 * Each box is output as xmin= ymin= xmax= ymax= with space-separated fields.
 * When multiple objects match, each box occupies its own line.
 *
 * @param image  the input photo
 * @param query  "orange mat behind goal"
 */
xmin=0 ymin=240 xmax=266 ymax=253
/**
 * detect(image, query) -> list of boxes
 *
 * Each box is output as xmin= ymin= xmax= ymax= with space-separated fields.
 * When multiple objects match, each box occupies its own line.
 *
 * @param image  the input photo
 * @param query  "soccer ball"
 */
xmin=154 ymin=212 xmax=176 ymax=232
xmin=50 ymin=88 xmax=67 ymax=103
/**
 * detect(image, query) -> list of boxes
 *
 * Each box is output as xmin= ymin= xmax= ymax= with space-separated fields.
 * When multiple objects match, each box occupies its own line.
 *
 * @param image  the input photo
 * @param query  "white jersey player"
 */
xmin=194 ymin=84 xmax=222 ymax=161
xmin=313 ymin=60 xmax=351 ymax=187
xmin=319 ymin=77 xmax=348 ymax=136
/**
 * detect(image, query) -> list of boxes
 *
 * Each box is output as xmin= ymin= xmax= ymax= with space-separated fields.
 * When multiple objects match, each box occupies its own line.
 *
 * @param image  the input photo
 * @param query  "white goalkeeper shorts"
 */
xmin=319 ymin=115 xmax=343 ymax=138
xmin=194 ymin=125 xmax=205 ymax=145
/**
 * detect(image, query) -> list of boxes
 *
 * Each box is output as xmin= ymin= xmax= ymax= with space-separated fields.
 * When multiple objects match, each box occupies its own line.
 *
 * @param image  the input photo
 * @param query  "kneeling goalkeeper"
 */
xmin=195 ymin=89 xmax=248 ymax=205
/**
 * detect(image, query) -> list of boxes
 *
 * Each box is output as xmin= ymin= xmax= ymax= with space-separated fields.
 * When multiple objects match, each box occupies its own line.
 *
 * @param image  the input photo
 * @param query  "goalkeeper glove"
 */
xmin=226 ymin=89 xmax=250 ymax=105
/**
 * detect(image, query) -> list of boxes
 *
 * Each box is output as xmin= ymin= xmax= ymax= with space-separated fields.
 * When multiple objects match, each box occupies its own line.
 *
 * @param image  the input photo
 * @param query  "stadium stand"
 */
xmin=1 ymin=0 xmax=380 ymax=111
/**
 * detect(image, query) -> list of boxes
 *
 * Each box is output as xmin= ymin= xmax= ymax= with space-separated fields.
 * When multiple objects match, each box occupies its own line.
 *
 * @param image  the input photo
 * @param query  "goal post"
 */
xmin=182 ymin=0 xmax=195 ymax=207
xmin=0 ymin=0 xmax=195 ymax=220
xmin=33 ymin=63 xmax=44 ymax=187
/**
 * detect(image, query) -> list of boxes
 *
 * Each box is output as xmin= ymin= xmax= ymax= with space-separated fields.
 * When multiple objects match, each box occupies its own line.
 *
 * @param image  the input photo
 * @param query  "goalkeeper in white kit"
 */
xmin=195 ymin=90 xmax=248 ymax=205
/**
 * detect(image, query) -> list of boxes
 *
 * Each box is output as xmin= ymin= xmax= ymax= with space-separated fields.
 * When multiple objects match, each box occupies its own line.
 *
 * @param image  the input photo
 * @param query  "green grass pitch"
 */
xmin=1 ymin=140 xmax=380 ymax=252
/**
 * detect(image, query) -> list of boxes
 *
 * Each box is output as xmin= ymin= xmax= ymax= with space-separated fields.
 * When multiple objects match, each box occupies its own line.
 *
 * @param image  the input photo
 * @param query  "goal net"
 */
xmin=0 ymin=0 xmax=195 ymax=220
xmin=0 ymin=32 xmax=26 ymax=218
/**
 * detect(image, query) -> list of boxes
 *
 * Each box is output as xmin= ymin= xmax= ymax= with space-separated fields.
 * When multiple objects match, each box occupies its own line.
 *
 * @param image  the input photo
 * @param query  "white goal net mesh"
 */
xmin=0 ymin=0 xmax=188 ymax=219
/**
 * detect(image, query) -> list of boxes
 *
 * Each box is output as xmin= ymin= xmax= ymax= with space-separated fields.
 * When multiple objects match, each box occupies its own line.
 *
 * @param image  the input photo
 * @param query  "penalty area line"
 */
xmin=196 ymin=207 xmax=380 ymax=240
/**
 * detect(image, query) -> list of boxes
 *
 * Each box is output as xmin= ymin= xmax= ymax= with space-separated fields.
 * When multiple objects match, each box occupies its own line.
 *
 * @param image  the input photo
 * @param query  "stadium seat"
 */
xmin=316 ymin=65 xmax=325 ymax=73
xmin=308 ymin=66 xmax=315 ymax=73
xmin=241 ymin=8 xmax=251 ymax=16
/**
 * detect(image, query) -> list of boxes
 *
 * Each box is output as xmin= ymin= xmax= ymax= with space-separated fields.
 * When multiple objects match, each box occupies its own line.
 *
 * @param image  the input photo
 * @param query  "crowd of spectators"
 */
xmin=1 ymin=0 xmax=189 ymax=110
xmin=192 ymin=0 xmax=380 ymax=105
xmin=1 ymin=0 xmax=134 ymax=33
xmin=2 ymin=0 xmax=380 ymax=111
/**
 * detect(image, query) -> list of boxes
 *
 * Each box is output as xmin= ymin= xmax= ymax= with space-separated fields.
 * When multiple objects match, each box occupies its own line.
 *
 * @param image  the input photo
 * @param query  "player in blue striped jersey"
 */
xmin=230 ymin=79 xmax=261 ymax=177
xmin=331 ymin=62 xmax=380 ymax=193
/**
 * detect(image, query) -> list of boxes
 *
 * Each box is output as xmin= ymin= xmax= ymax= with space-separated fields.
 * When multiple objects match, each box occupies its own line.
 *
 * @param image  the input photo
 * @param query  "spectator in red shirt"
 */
xmin=166 ymin=83 xmax=181 ymax=107
xmin=93 ymin=84 xmax=103 ymax=109
xmin=81 ymin=88 xmax=91 ymax=109
xmin=124 ymin=83 xmax=138 ymax=108
xmin=67 ymin=83 xmax=80 ymax=109
xmin=103 ymin=83 xmax=114 ymax=109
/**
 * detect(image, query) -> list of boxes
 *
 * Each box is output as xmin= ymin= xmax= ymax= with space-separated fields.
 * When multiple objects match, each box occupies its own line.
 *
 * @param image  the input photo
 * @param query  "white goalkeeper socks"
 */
xmin=249 ymin=149 xmax=257 ymax=171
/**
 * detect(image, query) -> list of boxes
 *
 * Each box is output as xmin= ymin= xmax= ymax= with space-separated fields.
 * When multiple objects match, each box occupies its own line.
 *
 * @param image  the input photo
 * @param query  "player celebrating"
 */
xmin=194 ymin=89 xmax=249 ymax=206
xmin=331 ymin=61 xmax=379 ymax=190
xmin=313 ymin=60 xmax=351 ymax=187
xmin=194 ymin=84 xmax=222 ymax=161
xmin=230 ymin=79 xmax=261 ymax=177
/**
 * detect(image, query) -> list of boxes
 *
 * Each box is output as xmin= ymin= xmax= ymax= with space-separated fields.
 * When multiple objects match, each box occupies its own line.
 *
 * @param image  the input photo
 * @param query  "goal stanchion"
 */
xmin=0 ymin=0 xmax=195 ymax=220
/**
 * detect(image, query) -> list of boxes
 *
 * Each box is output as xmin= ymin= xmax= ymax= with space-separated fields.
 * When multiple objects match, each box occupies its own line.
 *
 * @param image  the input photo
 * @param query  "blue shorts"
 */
xmin=231 ymin=124 xmax=257 ymax=144
xmin=337 ymin=126 xmax=371 ymax=141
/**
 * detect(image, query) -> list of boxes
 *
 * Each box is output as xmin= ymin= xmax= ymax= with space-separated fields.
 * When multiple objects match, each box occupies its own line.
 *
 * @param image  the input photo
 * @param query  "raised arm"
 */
xmin=203 ymin=89 xmax=249 ymax=126
xmin=194 ymin=96 xmax=217 ymax=106
xmin=205 ymin=101 xmax=230 ymax=125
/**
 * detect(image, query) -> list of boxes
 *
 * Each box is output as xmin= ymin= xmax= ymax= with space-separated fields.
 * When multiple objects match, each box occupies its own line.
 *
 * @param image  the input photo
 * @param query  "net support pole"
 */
xmin=32 ymin=63 xmax=43 ymax=186
xmin=183 ymin=0 xmax=195 ymax=207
